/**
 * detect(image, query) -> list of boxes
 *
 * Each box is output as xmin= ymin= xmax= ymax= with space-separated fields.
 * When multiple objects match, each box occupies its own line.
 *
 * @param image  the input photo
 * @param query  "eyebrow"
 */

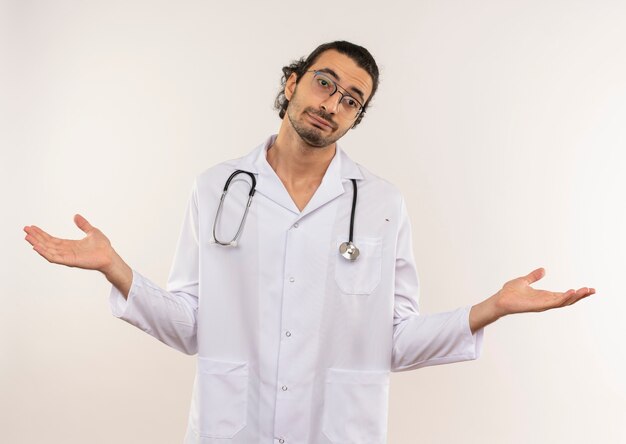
xmin=315 ymin=67 xmax=366 ymax=102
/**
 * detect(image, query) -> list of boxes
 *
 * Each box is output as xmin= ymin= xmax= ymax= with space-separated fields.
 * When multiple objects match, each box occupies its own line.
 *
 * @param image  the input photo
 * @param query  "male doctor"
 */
xmin=24 ymin=41 xmax=595 ymax=444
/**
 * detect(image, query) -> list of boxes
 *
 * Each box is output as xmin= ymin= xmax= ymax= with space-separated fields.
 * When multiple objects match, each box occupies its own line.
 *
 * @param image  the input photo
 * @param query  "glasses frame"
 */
xmin=305 ymin=70 xmax=365 ymax=120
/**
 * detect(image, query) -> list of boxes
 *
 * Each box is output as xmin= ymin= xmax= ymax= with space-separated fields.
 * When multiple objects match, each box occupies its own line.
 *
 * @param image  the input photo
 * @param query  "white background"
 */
xmin=1 ymin=0 xmax=625 ymax=442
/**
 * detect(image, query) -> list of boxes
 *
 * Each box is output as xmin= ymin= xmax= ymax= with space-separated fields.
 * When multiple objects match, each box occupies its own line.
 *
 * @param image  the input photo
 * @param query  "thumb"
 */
xmin=521 ymin=267 xmax=545 ymax=285
xmin=74 ymin=213 xmax=94 ymax=234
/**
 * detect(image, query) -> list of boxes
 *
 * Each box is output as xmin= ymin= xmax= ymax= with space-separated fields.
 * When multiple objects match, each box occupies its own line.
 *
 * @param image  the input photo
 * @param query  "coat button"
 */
xmin=285 ymin=331 xmax=291 ymax=337
xmin=282 ymin=385 xmax=288 ymax=391
xmin=293 ymin=222 xmax=299 ymax=228
xmin=289 ymin=277 xmax=295 ymax=283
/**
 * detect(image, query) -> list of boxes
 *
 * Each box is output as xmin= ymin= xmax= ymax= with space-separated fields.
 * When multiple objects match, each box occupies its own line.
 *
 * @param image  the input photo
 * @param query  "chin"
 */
xmin=287 ymin=108 xmax=342 ymax=148
xmin=300 ymin=133 xmax=329 ymax=148
xmin=293 ymin=122 xmax=332 ymax=148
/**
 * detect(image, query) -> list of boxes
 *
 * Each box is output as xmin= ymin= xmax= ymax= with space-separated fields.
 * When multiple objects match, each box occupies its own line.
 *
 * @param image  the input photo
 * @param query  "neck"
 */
xmin=265 ymin=120 xmax=338 ymax=212
xmin=267 ymin=121 xmax=336 ymax=188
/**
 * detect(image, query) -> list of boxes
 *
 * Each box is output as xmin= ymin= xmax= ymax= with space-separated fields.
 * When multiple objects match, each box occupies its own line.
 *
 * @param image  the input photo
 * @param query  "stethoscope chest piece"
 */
xmin=338 ymin=178 xmax=360 ymax=261
xmin=339 ymin=241 xmax=360 ymax=261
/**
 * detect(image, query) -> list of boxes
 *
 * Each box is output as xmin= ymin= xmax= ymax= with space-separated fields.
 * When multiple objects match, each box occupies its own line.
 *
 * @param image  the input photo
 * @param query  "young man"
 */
xmin=24 ymin=41 xmax=595 ymax=444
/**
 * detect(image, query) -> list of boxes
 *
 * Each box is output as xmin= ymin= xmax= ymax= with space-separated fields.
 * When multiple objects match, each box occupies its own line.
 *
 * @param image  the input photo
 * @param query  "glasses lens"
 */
xmin=339 ymin=96 xmax=362 ymax=118
xmin=312 ymin=72 xmax=335 ymax=94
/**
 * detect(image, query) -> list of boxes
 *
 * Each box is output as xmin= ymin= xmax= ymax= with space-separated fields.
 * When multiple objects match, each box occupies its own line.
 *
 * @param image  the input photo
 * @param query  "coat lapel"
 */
xmin=233 ymin=135 xmax=364 ymax=217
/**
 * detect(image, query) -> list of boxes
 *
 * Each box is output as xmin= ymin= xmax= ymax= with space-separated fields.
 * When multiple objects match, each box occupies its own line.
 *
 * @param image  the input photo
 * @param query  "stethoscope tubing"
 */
xmin=213 ymin=170 xmax=257 ymax=246
xmin=347 ymin=178 xmax=357 ymax=244
xmin=212 ymin=170 xmax=360 ymax=260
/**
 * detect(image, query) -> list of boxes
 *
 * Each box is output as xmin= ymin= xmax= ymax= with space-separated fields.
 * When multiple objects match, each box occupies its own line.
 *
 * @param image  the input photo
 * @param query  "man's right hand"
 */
xmin=24 ymin=214 xmax=133 ymax=299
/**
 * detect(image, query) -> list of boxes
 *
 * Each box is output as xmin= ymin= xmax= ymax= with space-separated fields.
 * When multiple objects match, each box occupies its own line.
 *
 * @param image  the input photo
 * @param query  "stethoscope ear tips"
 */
xmin=339 ymin=241 xmax=360 ymax=261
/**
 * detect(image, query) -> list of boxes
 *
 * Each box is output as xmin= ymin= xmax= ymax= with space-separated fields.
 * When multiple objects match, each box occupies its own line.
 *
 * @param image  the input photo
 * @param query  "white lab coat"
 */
xmin=110 ymin=135 xmax=484 ymax=444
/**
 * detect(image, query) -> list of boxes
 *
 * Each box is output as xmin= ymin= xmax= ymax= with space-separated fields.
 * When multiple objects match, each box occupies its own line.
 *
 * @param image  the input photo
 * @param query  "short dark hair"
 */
xmin=274 ymin=41 xmax=380 ymax=128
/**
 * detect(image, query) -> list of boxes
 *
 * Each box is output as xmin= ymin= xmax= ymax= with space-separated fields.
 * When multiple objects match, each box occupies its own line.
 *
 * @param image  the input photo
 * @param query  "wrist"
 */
xmin=100 ymin=251 xmax=133 ymax=299
xmin=100 ymin=250 xmax=130 ymax=283
xmin=99 ymin=249 xmax=118 ymax=278
xmin=491 ymin=290 xmax=511 ymax=319
xmin=470 ymin=294 xmax=502 ymax=333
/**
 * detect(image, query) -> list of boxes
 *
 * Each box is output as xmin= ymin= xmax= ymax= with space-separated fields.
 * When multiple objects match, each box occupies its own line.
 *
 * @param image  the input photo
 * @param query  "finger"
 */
xmin=573 ymin=287 xmax=596 ymax=302
xmin=24 ymin=233 xmax=38 ymax=247
xmin=558 ymin=289 xmax=577 ymax=306
xmin=32 ymin=243 xmax=57 ymax=264
xmin=522 ymin=267 xmax=546 ymax=285
xmin=546 ymin=289 xmax=574 ymax=309
xmin=24 ymin=225 xmax=41 ymax=241
xmin=26 ymin=225 xmax=55 ymax=245
xmin=74 ymin=214 xmax=93 ymax=234
xmin=562 ymin=287 xmax=595 ymax=306
xmin=571 ymin=287 xmax=593 ymax=298
xmin=33 ymin=242 xmax=74 ymax=266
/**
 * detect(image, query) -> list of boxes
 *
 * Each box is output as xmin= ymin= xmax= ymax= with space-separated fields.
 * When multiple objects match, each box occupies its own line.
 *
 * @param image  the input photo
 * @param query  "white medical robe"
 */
xmin=110 ymin=135 xmax=484 ymax=444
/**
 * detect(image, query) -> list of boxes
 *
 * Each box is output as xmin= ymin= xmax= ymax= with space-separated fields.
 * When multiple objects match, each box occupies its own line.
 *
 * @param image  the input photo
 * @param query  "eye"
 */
xmin=315 ymin=74 xmax=334 ymax=90
xmin=342 ymin=97 xmax=359 ymax=109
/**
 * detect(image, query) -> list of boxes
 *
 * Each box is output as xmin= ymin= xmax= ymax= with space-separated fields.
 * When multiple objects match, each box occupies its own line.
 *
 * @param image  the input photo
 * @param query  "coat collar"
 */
xmin=234 ymin=134 xmax=363 ymax=216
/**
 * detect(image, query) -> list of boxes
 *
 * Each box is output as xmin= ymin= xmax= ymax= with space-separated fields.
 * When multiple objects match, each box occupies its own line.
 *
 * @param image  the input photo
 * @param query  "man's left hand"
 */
xmin=469 ymin=268 xmax=596 ymax=333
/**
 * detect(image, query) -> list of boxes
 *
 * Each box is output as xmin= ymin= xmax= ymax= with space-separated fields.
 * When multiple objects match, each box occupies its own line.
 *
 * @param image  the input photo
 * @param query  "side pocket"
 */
xmin=335 ymin=237 xmax=383 ymax=295
xmin=322 ymin=368 xmax=390 ymax=444
xmin=195 ymin=358 xmax=248 ymax=438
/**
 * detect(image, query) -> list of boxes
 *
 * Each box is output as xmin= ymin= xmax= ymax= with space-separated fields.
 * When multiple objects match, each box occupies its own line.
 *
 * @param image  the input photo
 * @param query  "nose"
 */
xmin=320 ymin=91 xmax=342 ymax=114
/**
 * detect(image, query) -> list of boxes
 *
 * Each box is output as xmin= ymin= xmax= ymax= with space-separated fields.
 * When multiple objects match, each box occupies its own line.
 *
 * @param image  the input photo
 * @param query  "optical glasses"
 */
xmin=306 ymin=70 xmax=364 ymax=119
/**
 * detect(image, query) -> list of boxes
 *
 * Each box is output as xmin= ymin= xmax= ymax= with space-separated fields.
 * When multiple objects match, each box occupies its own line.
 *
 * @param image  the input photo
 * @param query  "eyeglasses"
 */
xmin=306 ymin=70 xmax=364 ymax=119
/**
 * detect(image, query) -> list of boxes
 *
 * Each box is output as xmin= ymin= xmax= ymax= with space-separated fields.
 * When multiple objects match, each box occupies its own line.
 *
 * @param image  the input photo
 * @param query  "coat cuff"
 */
xmin=109 ymin=269 xmax=140 ymax=318
xmin=463 ymin=304 xmax=484 ymax=360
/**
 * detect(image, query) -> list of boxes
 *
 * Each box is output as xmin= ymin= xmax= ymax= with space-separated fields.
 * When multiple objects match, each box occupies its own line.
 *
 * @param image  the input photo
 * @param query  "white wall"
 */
xmin=2 ymin=0 xmax=625 ymax=442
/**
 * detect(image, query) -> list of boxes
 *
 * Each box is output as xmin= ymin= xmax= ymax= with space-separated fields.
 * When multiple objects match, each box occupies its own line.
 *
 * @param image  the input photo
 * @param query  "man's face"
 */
xmin=285 ymin=50 xmax=373 ymax=148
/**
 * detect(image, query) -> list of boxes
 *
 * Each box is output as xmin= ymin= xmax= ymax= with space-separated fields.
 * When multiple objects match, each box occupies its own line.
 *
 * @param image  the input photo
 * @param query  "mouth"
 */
xmin=307 ymin=112 xmax=334 ymax=130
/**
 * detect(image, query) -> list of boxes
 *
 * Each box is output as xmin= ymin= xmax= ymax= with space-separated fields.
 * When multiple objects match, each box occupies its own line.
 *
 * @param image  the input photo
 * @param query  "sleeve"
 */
xmin=108 ymin=180 xmax=200 ymax=355
xmin=390 ymin=197 xmax=484 ymax=372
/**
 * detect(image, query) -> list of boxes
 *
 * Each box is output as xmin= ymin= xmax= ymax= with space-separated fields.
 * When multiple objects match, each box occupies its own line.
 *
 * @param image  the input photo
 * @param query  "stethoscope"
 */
xmin=212 ymin=170 xmax=360 ymax=261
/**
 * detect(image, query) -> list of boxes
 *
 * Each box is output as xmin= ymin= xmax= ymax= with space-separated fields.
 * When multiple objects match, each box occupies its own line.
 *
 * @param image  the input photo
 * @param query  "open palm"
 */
xmin=494 ymin=267 xmax=596 ymax=317
xmin=24 ymin=214 xmax=113 ymax=272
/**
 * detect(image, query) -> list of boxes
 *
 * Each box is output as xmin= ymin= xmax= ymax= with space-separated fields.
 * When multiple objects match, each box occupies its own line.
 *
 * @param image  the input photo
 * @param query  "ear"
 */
xmin=285 ymin=73 xmax=297 ymax=101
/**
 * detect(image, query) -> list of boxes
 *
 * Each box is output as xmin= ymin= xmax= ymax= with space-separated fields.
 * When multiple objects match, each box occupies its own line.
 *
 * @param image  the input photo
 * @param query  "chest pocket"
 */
xmin=334 ymin=236 xmax=383 ymax=295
